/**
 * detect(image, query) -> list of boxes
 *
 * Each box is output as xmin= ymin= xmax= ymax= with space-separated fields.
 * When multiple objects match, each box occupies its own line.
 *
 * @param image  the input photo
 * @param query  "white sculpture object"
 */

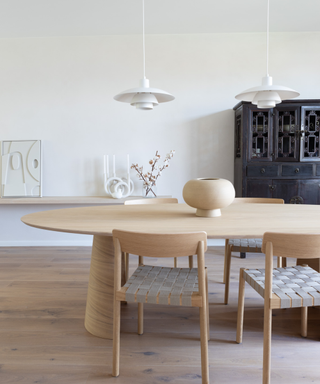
xmin=1 ymin=140 xmax=42 ymax=197
xmin=103 ymin=154 xmax=134 ymax=199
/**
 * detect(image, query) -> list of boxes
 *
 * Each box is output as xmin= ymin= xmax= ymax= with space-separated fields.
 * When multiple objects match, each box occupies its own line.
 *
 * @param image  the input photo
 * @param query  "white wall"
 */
xmin=1 ymin=31 xmax=320 ymax=245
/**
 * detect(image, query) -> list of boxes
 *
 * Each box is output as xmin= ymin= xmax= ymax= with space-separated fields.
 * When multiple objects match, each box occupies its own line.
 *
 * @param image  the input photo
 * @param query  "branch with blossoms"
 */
xmin=131 ymin=150 xmax=175 ymax=197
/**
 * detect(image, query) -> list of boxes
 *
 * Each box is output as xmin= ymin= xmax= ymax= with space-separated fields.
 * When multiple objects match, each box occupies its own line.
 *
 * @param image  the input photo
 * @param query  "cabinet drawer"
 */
xmin=281 ymin=164 xmax=313 ymax=177
xmin=247 ymin=166 xmax=278 ymax=177
xmin=316 ymin=165 xmax=320 ymax=176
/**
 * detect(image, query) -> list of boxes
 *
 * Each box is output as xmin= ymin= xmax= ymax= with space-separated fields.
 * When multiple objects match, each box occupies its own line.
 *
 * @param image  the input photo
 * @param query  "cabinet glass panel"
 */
xmin=274 ymin=107 xmax=299 ymax=162
xmin=249 ymin=110 xmax=272 ymax=161
xmin=301 ymin=107 xmax=320 ymax=161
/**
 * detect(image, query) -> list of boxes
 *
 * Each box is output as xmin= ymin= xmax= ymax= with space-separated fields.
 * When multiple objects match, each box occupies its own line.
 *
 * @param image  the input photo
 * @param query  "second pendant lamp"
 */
xmin=114 ymin=0 xmax=174 ymax=110
xmin=235 ymin=0 xmax=299 ymax=108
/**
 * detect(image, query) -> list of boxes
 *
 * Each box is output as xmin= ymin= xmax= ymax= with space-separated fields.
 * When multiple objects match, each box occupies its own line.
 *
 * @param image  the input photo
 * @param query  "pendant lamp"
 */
xmin=114 ymin=0 xmax=174 ymax=110
xmin=235 ymin=0 xmax=299 ymax=108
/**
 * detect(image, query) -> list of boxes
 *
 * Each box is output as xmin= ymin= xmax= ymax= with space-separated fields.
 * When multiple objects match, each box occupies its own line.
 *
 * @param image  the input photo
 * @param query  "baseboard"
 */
xmin=0 ymin=239 xmax=224 ymax=247
xmin=207 ymin=239 xmax=225 ymax=247
xmin=0 ymin=240 xmax=93 ymax=247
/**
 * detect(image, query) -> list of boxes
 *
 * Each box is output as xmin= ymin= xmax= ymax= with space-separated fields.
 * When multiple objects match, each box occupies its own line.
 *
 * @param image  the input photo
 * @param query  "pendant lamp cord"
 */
xmin=142 ymin=0 xmax=146 ymax=79
xmin=266 ymin=0 xmax=269 ymax=76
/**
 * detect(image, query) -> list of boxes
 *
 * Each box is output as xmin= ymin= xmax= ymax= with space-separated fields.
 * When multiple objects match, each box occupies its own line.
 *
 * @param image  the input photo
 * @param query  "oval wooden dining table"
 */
xmin=21 ymin=202 xmax=320 ymax=339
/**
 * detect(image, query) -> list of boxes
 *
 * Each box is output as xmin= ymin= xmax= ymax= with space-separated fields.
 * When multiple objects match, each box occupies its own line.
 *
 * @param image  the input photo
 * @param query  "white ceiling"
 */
xmin=0 ymin=0 xmax=319 ymax=38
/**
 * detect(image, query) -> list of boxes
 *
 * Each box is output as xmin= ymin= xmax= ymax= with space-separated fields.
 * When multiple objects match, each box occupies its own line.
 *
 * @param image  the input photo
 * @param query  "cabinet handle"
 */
xmin=260 ymin=168 xmax=266 ymax=174
xmin=295 ymin=168 xmax=300 ymax=173
xmin=290 ymin=196 xmax=304 ymax=204
xmin=269 ymin=185 xmax=276 ymax=191
xmin=297 ymin=130 xmax=305 ymax=137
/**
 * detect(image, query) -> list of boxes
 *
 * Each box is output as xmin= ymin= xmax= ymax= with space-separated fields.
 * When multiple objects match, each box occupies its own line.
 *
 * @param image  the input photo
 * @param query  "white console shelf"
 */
xmin=0 ymin=196 xmax=160 ymax=205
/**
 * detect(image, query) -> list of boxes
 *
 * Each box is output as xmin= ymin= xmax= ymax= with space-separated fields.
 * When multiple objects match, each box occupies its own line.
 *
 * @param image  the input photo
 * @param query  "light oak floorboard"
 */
xmin=0 ymin=246 xmax=319 ymax=383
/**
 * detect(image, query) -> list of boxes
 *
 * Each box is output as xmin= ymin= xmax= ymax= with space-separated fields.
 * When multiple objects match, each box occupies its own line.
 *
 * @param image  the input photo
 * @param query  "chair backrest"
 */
xmin=124 ymin=198 xmax=178 ymax=205
xmin=232 ymin=197 xmax=284 ymax=204
xmin=113 ymin=230 xmax=207 ymax=258
xmin=262 ymin=232 xmax=320 ymax=259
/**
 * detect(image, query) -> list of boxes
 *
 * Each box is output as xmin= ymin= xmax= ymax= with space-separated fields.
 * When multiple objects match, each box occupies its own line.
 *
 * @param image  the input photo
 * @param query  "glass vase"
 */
xmin=143 ymin=184 xmax=157 ymax=198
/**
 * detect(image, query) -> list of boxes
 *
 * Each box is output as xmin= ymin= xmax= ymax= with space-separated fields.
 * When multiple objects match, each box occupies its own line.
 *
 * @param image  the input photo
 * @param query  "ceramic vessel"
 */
xmin=183 ymin=178 xmax=235 ymax=217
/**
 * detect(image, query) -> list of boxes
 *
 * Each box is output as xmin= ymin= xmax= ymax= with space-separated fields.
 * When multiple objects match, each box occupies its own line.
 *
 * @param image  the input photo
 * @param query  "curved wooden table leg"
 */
xmin=85 ymin=235 xmax=115 ymax=339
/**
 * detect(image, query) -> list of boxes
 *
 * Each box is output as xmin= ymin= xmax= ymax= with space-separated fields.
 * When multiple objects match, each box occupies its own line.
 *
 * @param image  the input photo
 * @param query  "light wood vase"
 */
xmin=183 ymin=178 xmax=235 ymax=217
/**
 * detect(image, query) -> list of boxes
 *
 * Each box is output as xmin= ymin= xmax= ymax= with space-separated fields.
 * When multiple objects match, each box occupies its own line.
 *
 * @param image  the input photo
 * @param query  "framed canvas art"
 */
xmin=1 ymin=140 xmax=42 ymax=197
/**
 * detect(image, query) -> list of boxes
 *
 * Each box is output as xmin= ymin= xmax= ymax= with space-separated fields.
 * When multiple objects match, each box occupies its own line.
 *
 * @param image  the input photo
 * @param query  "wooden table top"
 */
xmin=21 ymin=203 xmax=320 ymax=239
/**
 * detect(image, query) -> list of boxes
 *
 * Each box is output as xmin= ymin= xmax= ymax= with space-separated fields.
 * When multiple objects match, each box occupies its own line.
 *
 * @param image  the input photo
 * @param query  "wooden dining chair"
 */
xmin=236 ymin=232 xmax=320 ymax=384
xmin=112 ymin=230 xmax=209 ymax=383
xmin=223 ymin=197 xmax=284 ymax=304
xmin=124 ymin=198 xmax=194 ymax=272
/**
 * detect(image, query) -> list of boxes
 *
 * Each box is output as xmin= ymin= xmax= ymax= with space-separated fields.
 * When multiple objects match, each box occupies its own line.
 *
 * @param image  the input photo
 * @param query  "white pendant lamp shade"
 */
xmin=114 ymin=0 xmax=174 ymax=110
xmin=236 ymin=75 xmax=299 ymax=109
xmin=235 ymin=0 xmax=299 ymax=108
xmin=114 ymin=78 xmax=174 ymax=110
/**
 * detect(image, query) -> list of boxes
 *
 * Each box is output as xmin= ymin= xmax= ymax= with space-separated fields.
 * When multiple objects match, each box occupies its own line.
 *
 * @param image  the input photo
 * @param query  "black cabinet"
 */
xmin=234 ymin=100 xmax=320 ymax=204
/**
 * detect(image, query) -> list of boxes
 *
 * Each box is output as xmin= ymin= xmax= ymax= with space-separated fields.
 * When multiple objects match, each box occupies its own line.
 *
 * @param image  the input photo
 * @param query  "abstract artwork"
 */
xmin=1 ymin=140 xmax=42 ymax=197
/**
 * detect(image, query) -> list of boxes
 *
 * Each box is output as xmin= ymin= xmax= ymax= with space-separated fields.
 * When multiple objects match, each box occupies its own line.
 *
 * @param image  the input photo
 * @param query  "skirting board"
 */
xmin=0 ymin=239 xmax=224 ymax=247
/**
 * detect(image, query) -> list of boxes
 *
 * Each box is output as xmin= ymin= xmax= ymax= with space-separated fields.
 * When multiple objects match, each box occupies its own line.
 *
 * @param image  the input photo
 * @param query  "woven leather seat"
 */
xmin=228 ymin=238 xmax=263 ymax=252
xmin=242 ymin=265 xmax=320 ymax=308
xmin=123 ymin=265 xmax=200 ymax=306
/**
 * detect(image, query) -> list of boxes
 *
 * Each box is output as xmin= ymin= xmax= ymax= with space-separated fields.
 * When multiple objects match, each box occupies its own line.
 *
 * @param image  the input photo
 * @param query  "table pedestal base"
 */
xmin=85 ymin=235 xmax=115 ymax=339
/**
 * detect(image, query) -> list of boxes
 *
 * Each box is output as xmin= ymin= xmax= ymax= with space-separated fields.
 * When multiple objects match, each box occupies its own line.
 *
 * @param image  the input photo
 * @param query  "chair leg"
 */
xmin=199 ymin=305 xmax=209 ymax=384
xmin=205 ymin=269 xmax=210 ymax=341
xmin=188 ymin=255 xmax=194 ymax=269
xmin=277 ymin=257 xmax=287 ymax=268
xmin=301 ymin=306 xmax=308 ymax=338
xmin=125 ymin=253 xmax=129 ymax=283
xmin=263 ymin=305 xmax=272 ymax=384
xmin=121 ymin=253 xmax=128 ymax=304
xmin=277 ymin=256 xmax=282 ymax=268
xmin=236 ymin=268 xmax=246 ymax=344
xmin=174 ymin=257 xmax=177 ymax=268
xmin=223 ymin=240 xmax=229 ymax=283
xmin=224 ymin=244 xmax=232 ymax=305
xmin=112 ymin=299 xmax=121 ymax=377
xmin=138 ymin=303 xmax=144 ymax=335
xmin=138 ymin=256 xmax=144 ymax=266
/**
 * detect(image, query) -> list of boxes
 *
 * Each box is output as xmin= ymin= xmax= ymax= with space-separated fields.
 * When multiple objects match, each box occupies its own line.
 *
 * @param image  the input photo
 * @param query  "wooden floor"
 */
xmin=0 ymin=246 xmax=319 ymax=384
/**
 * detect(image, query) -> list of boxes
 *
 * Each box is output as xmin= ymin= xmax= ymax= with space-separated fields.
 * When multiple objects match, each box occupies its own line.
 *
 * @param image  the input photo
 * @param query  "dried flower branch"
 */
xmin=131 ymin=150 xmax=175 ymax=197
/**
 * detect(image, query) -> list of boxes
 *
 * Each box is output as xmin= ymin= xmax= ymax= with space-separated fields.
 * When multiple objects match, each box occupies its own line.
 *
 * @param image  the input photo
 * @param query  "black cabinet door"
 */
xmin=272 ymin=179 xmax=320 ymax=204
xmin=298 ymin=180 xmax=320 ymax=204
xmin=300 ymin=107 xmax=320 ymax=161
xmin=273 ymin=105 xmax=300 ymax=162
xmin=272 ymin=180 xmax=299 ymax=203
xmin=248 ymin=106 xmax=273 ymax=161
xmin=246 ymin=179 xmax=273 ymax=198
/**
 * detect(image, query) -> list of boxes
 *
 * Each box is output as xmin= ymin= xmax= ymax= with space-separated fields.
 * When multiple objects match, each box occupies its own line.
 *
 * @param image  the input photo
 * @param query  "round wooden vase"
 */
xmin=183 ymin=178 xmax=235 ymax=217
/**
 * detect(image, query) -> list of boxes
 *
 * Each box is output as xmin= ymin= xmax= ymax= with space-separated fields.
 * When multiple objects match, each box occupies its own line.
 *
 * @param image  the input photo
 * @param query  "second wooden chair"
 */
xmin=223 ymin=197 xmax=284 ymax=304
xmin=236 ymin=232 xmax=320 ymax=384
